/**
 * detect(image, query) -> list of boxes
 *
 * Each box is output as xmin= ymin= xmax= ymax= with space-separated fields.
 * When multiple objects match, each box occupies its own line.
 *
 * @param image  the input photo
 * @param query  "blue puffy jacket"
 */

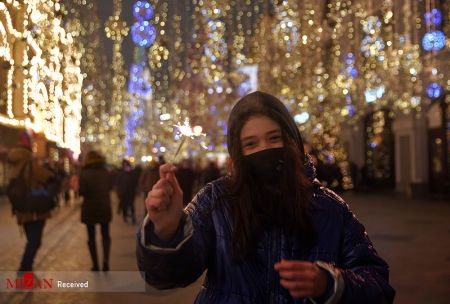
xmin=136 ymin=165 xmax=395 ymax=303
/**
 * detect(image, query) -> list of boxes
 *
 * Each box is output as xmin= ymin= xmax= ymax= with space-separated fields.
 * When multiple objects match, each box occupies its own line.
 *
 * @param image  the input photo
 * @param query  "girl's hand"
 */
xmin=274 ymin=259 xmax=328 ymax=299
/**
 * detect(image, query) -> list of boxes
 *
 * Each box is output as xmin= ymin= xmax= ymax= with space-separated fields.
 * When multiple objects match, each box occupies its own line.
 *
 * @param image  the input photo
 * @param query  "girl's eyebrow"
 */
xmin=241 ymin=128 xmax=281 ymax=141
xmin=266 ymin=129 xmax=281 ymax=136
xmin=241 ymin=135 xmax=256 ymax=142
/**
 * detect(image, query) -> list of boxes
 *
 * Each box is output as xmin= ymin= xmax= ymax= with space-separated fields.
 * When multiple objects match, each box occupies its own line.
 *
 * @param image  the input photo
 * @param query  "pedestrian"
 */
xmin=136 ymin=91 xmax=395 ymax=303
xmin=115 ymin=159 xmax=138 ymax=224
xmin=175 ymin=159 xmax=195 ymax=206
xmin=69 ymin=166 xmax=80 ymax=201
xmin=7 ymin=131 xmax=56 ymax=272
xmin=79 ymin=150 xmax=112 ymax=271
xmin=138 ymin=160 xmax=160 ymax=198
xmin=202 ymin=160 xmax=221 ymax=184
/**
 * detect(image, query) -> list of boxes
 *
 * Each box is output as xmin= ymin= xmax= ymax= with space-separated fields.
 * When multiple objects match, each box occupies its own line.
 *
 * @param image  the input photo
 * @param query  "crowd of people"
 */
xmin=5 ymin=132 xmax=226 ymax=273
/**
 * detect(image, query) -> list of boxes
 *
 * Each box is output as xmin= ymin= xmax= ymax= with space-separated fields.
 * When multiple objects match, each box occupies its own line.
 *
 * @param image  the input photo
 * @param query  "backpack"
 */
xmin=6 ymin=162 xmax=30 ymax=213
xmin=7 ymin=161 xmax=57 ymax=213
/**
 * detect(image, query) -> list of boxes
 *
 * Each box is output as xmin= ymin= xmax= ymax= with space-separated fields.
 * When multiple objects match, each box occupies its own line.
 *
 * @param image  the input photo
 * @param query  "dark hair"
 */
xmin=226 ymin=91 xmax=315 ymax=260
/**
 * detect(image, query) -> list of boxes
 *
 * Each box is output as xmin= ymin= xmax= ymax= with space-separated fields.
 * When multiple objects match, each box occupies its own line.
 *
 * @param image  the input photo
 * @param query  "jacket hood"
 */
xmin=227 ymin=91 xmax=305 ymax=160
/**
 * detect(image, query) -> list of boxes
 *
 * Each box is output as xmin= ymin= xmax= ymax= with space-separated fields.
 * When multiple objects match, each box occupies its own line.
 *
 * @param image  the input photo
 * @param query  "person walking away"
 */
xmin=79 ymin=150 xmax=112 ymax=271
xmin=175 ymin=159 xmax=195 ymax=206
xmin=7 ymin=132 xmax=55 ymax=272
xmin=116 ymin=160 xmax=138 ymax=224
xmin=138 ymin=160 xmax=160 ymax=198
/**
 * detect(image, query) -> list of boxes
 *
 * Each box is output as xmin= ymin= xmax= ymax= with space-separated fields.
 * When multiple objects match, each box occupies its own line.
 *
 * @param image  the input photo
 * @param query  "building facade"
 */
xmin=0 ymin=0 xmax=82 ymax=190
xmin=340 ymin=0 xmax=449 ymax=198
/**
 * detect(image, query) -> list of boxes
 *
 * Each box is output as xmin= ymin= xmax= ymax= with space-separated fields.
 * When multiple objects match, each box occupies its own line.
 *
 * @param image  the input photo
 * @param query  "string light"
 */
xmin=104 ymin=0 xmax=128 ymax=163
xmin=0 ymin=0 xmax=82 ymax=158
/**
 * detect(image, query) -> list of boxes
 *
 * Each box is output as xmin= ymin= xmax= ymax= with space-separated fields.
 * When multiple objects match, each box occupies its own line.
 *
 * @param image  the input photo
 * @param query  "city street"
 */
xmin=0 ymin=192 xmax=449 ymax=304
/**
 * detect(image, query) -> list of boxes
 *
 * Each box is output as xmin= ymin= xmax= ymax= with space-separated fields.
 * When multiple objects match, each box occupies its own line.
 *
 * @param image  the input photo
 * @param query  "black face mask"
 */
xmin=244 ymin=147 xmax=285 ymax=183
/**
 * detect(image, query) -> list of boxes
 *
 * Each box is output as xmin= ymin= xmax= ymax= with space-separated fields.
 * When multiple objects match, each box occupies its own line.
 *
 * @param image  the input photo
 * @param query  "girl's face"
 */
xmin=240 ymin=115 xmax=284 ymax=156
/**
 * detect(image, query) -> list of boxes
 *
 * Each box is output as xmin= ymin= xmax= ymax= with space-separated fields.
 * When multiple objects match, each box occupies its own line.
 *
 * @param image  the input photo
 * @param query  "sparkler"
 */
xmin=172 ymin=118 xmax=206 ymax=162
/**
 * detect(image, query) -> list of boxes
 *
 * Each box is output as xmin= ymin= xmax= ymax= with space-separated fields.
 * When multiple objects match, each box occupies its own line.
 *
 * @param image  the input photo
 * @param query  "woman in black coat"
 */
xmin=79 ymin=150 xmax=112 ymax=271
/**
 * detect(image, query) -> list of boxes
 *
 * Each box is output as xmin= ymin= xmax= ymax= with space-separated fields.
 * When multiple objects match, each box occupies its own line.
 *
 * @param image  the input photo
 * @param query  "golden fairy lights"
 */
xmin=0 ymin=0 xmax=82 ymax=157
xmin=2 ymin=0 xmax=439 ymax=168
xmin=105 ymin=0 xmax=129 ymax=163
xmin=63 ymin=0 xmax=113 ymax=160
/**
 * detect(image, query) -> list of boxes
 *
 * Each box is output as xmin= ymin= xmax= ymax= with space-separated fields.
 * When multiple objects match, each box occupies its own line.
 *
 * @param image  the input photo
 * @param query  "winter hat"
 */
xmin=227 ymin=91 xmax=305 ymax=159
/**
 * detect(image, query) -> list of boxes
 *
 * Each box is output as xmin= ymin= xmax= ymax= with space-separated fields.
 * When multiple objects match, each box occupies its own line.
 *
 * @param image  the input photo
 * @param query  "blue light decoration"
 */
xmin=362 ymin=16 xmax=381 ymax=34
xmin=343 ymin=53 xmax=358 ymax=78
xmin=131 ymin=20 xmax=156 ymax=47
xmin=278 ymin=17 xmax=299 ymax=52
xmin=426 ymin=83 xmax=443 ymax=99
xmin=424 ymin=8 xmax=442 ymax=26
xmin=133 ymin=1 xmax=153 ymax=21
xmin=422 ymin=30 xmax=446 ymax=51
xmin=128 ymin=63 xmax=152 ymax=96
xmin=344 ymin=105 xmax=355 ymax=117
xmin=361 ymin=36 xmax=385 ymax=57
xmin=126 ymin=0 xmax=156 ymax=158
xmin=124 ymin=106 xmax=145 ymax=156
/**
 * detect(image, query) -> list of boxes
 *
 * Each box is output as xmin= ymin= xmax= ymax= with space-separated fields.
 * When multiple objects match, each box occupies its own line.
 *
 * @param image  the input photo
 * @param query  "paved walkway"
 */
xmin=0 ymin=192 xmax=449 ymax=304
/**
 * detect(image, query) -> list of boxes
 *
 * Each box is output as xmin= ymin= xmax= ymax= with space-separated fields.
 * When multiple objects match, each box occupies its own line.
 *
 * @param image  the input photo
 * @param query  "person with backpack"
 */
xmin=7 ymin=131 xmax=56 ymax=272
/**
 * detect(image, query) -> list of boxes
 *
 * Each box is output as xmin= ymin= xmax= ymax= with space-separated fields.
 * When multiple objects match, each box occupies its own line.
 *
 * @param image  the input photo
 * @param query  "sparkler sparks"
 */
xmin=172 ymin=118 xmax=207 ymax=162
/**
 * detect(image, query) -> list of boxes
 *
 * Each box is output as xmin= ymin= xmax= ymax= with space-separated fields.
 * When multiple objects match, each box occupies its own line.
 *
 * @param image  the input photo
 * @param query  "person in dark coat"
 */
xmin=115 ymin=159 xmax=139 ymax=224
xmin=139 ymin=160 xmax=160 ymax=197
xmin=137 ymin=91 xmax=395 ymax=303
xmin=175 ymin=159 xmax=196 ymax=206
xmin=8 ymin=132 xmax=55 ymax=272
xmin=203 ymin=160 xmax=221 ymax=184
xmin=79 ymin=150 xmax=112 ymax=271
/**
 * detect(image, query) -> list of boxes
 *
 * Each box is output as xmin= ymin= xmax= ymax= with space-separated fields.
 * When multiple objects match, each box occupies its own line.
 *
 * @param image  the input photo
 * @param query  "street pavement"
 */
xmin=0 ymin=191 xmax=449 ymax=304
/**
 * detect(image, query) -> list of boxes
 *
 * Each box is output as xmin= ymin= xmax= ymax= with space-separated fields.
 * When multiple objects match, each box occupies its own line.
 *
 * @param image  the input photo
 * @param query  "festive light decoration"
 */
xmin=131 ymin=20 xmax=156 ymax=47
xmin=422 ymin=30 xmax=446 ymax=51
xmin=424 ymin=8 xmax=442 ymax=26
xmin=0 ymin=0 xmax=82 ymax=157
xmin=128 ymin=63 xmax=152 ymax=95
xmin=133 ymin=1 xmax=154 ymax=21
xmin=124 ymin=0 xmax=156 ymax=160
xmin=365 ymin=110 xmax=395 ymax=186
xmin=106 ymin=0 xmax=444 ymax=181
xmin=104 ymin=0 xmax=128 ymax=163
xmin=426 ymin=83 xmax=443 ymax=99
xmin=63 ymin=0 xmax=113 ymax=159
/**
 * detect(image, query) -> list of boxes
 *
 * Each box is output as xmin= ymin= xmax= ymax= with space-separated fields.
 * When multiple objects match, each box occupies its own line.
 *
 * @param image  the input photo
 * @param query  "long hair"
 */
xmin=226 ymin=91 xmax=316 ymax=260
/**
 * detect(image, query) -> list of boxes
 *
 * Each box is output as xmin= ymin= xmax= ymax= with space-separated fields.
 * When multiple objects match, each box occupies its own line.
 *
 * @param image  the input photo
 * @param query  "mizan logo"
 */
xmin=5 ymin=272 xmax=53 ymax=289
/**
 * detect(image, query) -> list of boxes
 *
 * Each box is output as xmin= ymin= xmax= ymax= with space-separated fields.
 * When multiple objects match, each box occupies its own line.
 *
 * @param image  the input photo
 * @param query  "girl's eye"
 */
xmin=270 ymin=136 xmax=281 ymax=142
xmin=243 ymin=142 xmax=255 ymax=148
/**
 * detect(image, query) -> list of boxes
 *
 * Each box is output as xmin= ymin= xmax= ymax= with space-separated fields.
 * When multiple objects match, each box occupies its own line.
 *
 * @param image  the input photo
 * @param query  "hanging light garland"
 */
xmin=104 ymin=0 xmax=128 ymax=163
xmin=124 ymin=0 xmax=156 ymax=161
xmin=0 ymin=0 xmax=82 ymax=158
